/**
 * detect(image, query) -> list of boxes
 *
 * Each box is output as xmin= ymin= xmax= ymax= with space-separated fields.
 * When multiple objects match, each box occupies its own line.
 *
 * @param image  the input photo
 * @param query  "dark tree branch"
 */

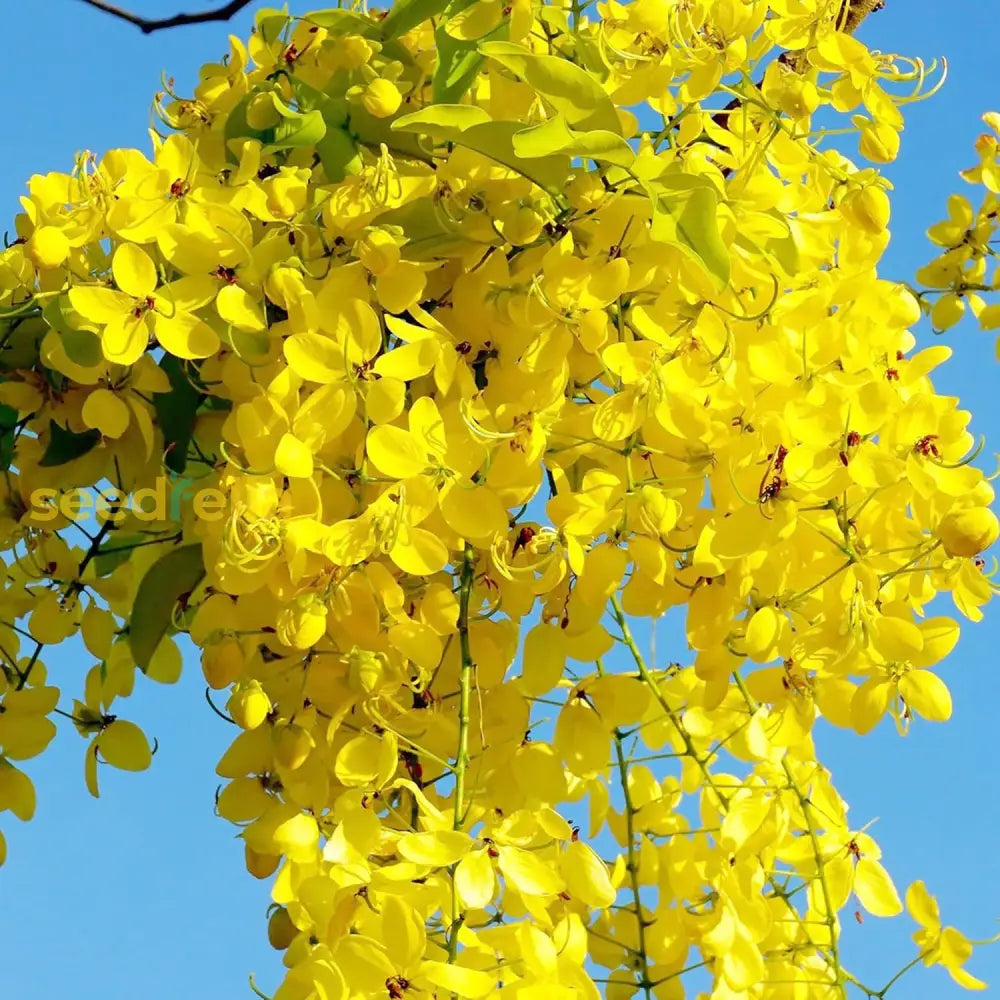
xmin=77 ymin=0 xmax=256 ymax=33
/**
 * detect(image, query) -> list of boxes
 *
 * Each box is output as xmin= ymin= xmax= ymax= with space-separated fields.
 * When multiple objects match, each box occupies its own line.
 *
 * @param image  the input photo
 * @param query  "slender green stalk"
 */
xmin=609 ymin=597 xmax=842 ymax=994
xmin=613 ymin=732 xmax=653 ymax=999
xmin=453 ymin=542 xmax=476 ymax=831
xmin=447 ymin=544 xmax=477 ymax=969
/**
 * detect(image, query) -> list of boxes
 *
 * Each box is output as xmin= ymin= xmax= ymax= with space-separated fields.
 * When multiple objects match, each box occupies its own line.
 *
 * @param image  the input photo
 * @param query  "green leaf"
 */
xmin=433 ymin=27 xmax=487 ymax=105
xmin=292 ymin=77 xmax=349 ymax=127
xmin=153 ymin=355 xmax=203 ymax=475
xmin=349 ymin=105 xmax=437 ymax=164
xmin=392 ymin=112 xmax=569 ymax=192
xmin=93 ymin=534 xmax=147 ymax=578
xmin=223 ymin=93 xmax=274 ymax=161
xmin=0 ymin=317 xmax=44 ymax=372
xmin=432 ymin=0 xmax=511 ymax=106
xmin=39 ymin=420 xmax=100 ymax=467
xmin=0 ymin=401 xmax=17 ymax=472
xmin=315 ymin=126 xmax=364 ymax=183
xmin=61 ymin=329 xmax=103 ymax=369
xmin=376 ymin=199 xmax=471 ymax=260
xmin=219 ymin=323 xmax=271 ymax=360
xmin=130 ymin=543 xmax=205 ymax=673
xmin=393 ymin=104 xmax=492 ymax=135
xmin=478 ymin=40 xmax=621 ymax=133
xmin=266 ymin=94 xmax=327 ymax=151
xmin=451 ymin=121 xmax=571 ymax=191
xmin=254 ymin=6 xmax=290 ymax=43
xmin=302 ymin=8 xmax=381 ymax=36
xmin=644 ymin=175 xmax=731 ymax=289
xmin=379 ymin=0 xmax=451 ymax=40
xmin=513 ymin=114 xmax=635 ymax=167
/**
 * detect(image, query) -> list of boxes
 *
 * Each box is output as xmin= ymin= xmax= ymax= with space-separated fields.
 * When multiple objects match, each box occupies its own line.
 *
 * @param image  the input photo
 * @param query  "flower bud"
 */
xmin=858 ymin=119 xmax=901 ymax=163
xmin=28 ymin=226 xmax=70 ymax=270
xmin=776 ymin=77 xmax=820 ymax=120
xmin=246 ymin=91 xmax=280 ymax=130
xmin=566 ymin=171 xmax=605 ymax=212
xmin=843 ymin=186 xmax=890 ymax=234
xmin=202 ymin=636 xmax=244 ymax=690
xmin=227 ymin=679 xmax=272 ymax=730
xmin=357 ymin=228 xmax=401 ymax=276
xmin=276 ymin=597 xmax=328 ymax=650
xmin=498 ymin=204 xmax=542 ymax=246
xmin=362 ymin=79 xmax=402 ymax=118
xmin=930 ymin=293 xmax=965 ymax=331
xmin=937 ymin=506 xmax=999 ymax=557
xmin=268 ymin=907 xmax=298 ymax=950
xmin=244 ymin=843 xmax=280 ymax=879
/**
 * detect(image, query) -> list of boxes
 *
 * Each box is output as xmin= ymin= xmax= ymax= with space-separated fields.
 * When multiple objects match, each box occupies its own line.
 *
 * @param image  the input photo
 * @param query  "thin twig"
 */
xmin=77 ymin=0 xmax=256 ymax=34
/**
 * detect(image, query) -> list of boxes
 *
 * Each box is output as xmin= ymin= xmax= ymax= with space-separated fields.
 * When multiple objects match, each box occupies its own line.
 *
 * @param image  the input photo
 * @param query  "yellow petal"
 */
xmin=217 ymin=283 xmax=266 ymax=332
xmin=69 ymin=285 xmax=132 ymax=324
xmin=284 ymin=333 xmax=344 ymax=383
xmin=497 ymin=844 xmax=565 ymax=896
xmin=275 ymin=433 xmax=314 ymax=479
xmin=561 ymin=839 xmax=616 ymax=908
xmin=899 ymin=670 xmax=952 ymax=722
xmin=113 ymin=243 xmax=156 ymax=297
xmin=0 ymin=760 xmax=36 ymax=820
xmin=455 ymin=849 xmax=496 ymax=908
xmin=390 ymin=525 xmax=449 ymax=576
xmin=82 ymin=388 xmax=130 ymax=439
xmin=854 ymin=857 xmax=902 ymax=917
xmin=397 ymin=830 xmax=474 ymax=866
xmin=905 ymin=879 xmax=940 ymax=929
xmin=418 ymin=962 xmax=496 ymax=999
xmin=367 ymin=424 xmax=428 ymax=479
xmin=153 ymin=312 xmax=219 ymax=359
xmin=96 ymin=720 xmax=152 ymax=771
xmin=102 ymin=315 xmax=149 ymax=366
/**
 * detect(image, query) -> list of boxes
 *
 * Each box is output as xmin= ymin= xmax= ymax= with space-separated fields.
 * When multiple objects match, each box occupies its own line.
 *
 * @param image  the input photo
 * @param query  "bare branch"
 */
xmin=77 ymin=0 xmax=257 ymax=34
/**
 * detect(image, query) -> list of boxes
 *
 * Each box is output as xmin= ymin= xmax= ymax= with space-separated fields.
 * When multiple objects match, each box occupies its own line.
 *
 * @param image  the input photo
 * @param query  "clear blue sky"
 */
xmin=1 ymin=2 xmax=999 ymax=999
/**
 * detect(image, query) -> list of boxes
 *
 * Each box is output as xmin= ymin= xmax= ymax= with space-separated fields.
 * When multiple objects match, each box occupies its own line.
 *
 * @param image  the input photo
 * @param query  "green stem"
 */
xmin=612 ymin=730 xmax=653 ymax=999
xmin=453 ymin=542 xmax=476 ymax=831
xmin=609 ymin=596 xmax=841 ymax=993
xmin=447 ymin=544 xmax=477 ymax=971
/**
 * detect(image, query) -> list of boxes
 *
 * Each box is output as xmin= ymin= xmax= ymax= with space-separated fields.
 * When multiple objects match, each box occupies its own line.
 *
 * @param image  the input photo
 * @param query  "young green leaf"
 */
xmin=129 ymin=543 xmax=205 ymax=673
xmin=39 ymin=421 xmax=101 ymax=467
xmin=479 ymin=40 xmax=621 ymax=133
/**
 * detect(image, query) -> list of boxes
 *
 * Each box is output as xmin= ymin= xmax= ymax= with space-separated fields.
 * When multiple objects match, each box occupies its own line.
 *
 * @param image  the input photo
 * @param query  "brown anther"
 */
xmin=132 ymin=296 xmax=155 ymax=319
xmin=511 ymin=525 xmax=535 ymax=557
xmin=214 ymin=264 xmax=238 ymax=284
xmin=759 ymin=476 xmax=783 ymax=503
xmin=914 ymin=434 xmax=940 ymax=458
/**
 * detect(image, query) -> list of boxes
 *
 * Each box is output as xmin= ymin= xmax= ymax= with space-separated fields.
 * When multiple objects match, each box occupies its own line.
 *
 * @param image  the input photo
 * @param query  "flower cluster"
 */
xmin=0 ymin=1 xmax=995 ymax=997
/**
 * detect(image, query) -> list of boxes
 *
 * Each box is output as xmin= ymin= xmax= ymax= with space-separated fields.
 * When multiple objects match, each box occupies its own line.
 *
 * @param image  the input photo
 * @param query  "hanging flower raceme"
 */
xmin=0 ymin=1 xmax=995 ymax=998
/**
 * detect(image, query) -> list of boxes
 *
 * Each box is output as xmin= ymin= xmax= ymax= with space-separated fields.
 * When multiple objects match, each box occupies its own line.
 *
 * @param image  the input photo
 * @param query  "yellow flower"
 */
xmin=68 ymin=243 xmax=218 ymax=364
